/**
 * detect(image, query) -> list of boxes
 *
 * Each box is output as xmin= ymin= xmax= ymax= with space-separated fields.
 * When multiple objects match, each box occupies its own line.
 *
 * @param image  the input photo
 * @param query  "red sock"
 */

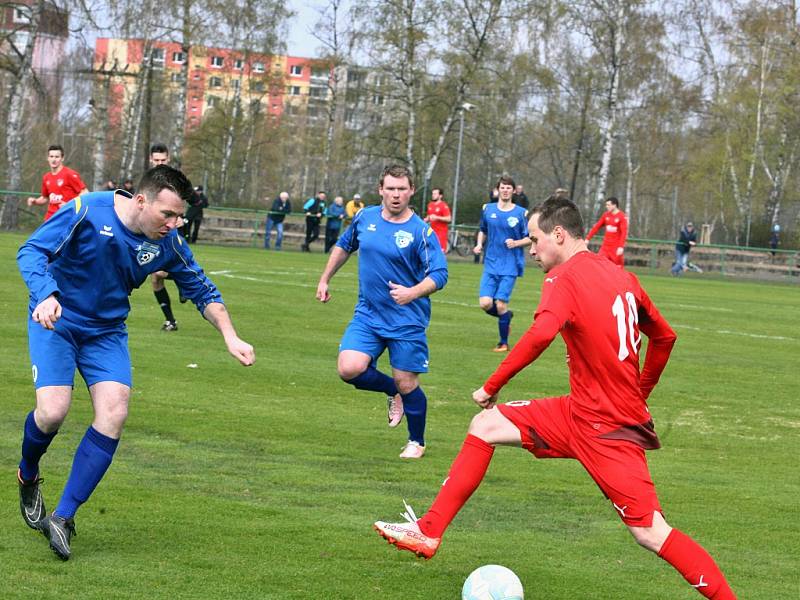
xmin=418 ymin=434 xmax=495 ymax=538
xmin=658 ymin=528 xmax=736 ymax=599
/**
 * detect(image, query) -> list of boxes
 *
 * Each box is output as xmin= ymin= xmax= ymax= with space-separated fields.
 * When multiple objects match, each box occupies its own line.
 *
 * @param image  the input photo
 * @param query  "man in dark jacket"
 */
xmin=182 ymin=185 xmax=208 ymax=243
xmin=302 ymin=192 xmax=326 ymax=251
xmin=265 ymin=192 xmax=291 ymax=250
xmin=671 ymin=222 xmax=697 ymax=275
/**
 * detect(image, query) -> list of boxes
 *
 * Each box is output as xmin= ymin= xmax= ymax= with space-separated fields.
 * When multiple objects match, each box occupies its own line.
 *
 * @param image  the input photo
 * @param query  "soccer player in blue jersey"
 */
xmin=315 ymin=165 xmax=448 ymax=459
xmin=473 ymin=176 xmax=531 ymax=352
xmin=16 ymin=165 xmax=255 ymax=560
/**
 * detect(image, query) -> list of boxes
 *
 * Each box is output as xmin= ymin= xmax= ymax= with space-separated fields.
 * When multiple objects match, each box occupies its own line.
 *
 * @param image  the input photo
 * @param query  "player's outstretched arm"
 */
xmin=316 ymin=246 xmax=350 ymax=303
xmin=202 ymin=302 xmax=255 ymax=366
xmin=27 ymin=196 xmax=47 ymax=206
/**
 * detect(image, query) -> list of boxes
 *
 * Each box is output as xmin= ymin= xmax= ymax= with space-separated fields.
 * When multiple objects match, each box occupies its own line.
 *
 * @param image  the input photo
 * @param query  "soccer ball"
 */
xmin=462 ymin=564 xmax=524 ymax=600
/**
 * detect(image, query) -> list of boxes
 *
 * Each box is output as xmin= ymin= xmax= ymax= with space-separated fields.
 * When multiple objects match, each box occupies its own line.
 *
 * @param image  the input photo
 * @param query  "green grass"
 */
xmin=0 ymin=233 xmax=797 ymax=599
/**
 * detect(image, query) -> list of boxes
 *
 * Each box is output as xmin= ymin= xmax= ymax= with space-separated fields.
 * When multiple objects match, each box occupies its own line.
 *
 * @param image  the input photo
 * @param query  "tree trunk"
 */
xmin=1 ymin=0 xmax=45 ymax=229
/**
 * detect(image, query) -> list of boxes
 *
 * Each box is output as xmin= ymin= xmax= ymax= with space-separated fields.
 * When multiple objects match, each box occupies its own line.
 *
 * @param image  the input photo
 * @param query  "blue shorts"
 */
xmin=479 ymin=271 xmax=519 ymax=303
xmin=28 ymin=316 xmax=131 ymax=389
xmin=339 ymin=318 xmax=429 ymax=373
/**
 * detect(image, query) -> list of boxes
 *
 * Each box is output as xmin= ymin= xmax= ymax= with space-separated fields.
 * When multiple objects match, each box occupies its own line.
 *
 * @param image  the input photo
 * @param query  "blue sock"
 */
xmin=20 ymin=411 xmax=58 ymax=481
xmin=498 ymin=311 xmax=513 ymax=345
xmin=486 ymin=301 xmax=499 ymax=317
xmin=401 ymin=387 xmax=427 ymax=446
xmin=55 ymin=426 xmax=119 ymax=519
xmin=346 ymin=367 xmax=399 ymax=396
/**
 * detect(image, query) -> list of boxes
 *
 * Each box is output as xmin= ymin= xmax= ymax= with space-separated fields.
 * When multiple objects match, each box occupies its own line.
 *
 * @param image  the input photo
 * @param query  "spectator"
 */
xmin=182 ymin=185 xmax=208 ymax=243
xmin=302 ymin=192 xmax=326 ymax=252
xmin=122 ymin=179 xmax=135 ymax=194
xmin=103 ymin=180 xmax=116 ymax=192
xmin=345 ymin=193 xmax=365 ymax=228
xmin=671 ymin=222 xmax=697 ymax=276
xmin=265 ymin=192 xmax=291 ymax=250
xmin=324 ymin=196 xmax=346 ymax=252
xmin=512 ymin=184 xmax=529 ymax=209
xmin=769 ymin=224 xmax=780 ymax=257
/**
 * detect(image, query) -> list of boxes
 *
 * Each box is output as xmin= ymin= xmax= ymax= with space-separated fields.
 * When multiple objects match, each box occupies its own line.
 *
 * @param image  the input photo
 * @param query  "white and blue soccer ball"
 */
xmin=462 ymin=564 xmax=524 ymax=600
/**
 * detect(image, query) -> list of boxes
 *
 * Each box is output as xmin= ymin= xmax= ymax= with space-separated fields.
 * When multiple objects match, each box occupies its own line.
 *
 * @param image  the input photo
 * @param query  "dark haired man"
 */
xmin=16 ymin=165 xmax=255 ymax=561
xmin=375 ymin=196 xmax=735 ymax=600
xmin=473 ymin=176 xmax=531 ymax=352
xmin=27 ymin=145 xmax=88 ymax=222
xmin=586 ymin=196 xmax=628 ymax=267
xmin=315 ymin=165 xmax=448 ymax=459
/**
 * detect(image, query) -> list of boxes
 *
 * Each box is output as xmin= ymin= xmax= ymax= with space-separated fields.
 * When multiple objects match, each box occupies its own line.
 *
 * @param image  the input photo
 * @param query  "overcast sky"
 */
xmin=286 ymin=0 xmax=324 ymax=58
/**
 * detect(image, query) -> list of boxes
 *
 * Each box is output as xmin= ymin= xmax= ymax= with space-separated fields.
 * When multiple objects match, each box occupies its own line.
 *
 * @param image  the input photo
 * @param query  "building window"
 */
xmin=290 ymin=65 xmax=303 ymax=76
xmin=251 ymin=81 xmax=265 ymax=92
xmin=207 ymin=96 xmax=220 ymax=108
xmin=348 ymin=70 xmax=363 ymax=84
xmin=372 ymin=94 xmax=384 ymax=106
xmin=172 ymin=51 xmax=186 ymax=64
xmin=211 ymin=56 xmax=224 ymax=68
xmin=231 ymin=79 xmax=240 ymax=90
xmin=14 ymin=7 xmax=30 ymax=23
xmin=209 ymin=76 xmax=222 ymax=88
xmin=289 ymin=86 xmax=301 ymax=96
xmin=252 ymin=61 xmax=265 ymax=73
xmin=307 ymin=106 xmax=319 ymax=118
xmin=311 ymin=67 xmax=328 ymax=79
xmin=193 ymin=73 xmax=201 ymax=80
xmin=170 ymin=73 xmax=181 ymax=83
xmin=151 ymin=48 xmax=165 ymax=68
xmin=234 ymin=59 xmax=244 ymax=70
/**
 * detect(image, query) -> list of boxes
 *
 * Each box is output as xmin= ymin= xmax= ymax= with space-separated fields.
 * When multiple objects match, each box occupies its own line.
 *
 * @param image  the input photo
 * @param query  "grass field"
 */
xmin=0 ymin=232 xmax=797 ymax=599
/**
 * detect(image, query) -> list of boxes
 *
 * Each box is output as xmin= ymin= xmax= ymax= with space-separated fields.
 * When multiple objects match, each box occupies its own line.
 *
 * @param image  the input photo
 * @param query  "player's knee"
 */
xmin=628 ymin=517 xmax=671 ymax=553
xmin=495 ymin=301 xmax=508 ymax=314
xmin=35 ymin=403 xmax=68 ymax=431
xmin=393 ymin=374 xmax=419 ymax=395
xmin=337 ymin=361 xmax=365 ymax=382
xmin=479 ymin=297 xmax=494 ymax=311
xmin=467 ymin=409 xmax=499 ymax=440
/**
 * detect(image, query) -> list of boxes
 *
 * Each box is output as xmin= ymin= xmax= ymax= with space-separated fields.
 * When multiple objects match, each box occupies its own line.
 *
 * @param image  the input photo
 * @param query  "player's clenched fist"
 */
xmin=316 ymin=281 xmax=331 ymax=303
xmin=32 ymin=295 xmax=62 ymax=330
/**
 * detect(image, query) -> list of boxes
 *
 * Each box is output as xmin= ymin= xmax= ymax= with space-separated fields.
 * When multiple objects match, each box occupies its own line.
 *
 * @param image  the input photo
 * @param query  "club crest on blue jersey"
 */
xmin=394 ymin=230 xmax=414 ymax=249
xmin=135 ymin=241 xmax=161 ymax=266
xmin=507 ymin=216 xmax=519 ymax=228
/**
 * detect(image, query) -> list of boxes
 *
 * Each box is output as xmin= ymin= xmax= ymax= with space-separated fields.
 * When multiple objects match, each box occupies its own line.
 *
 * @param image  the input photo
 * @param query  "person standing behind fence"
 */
xmin=769 ymin=224 xmax=780 ymax=257
xmin=345 ymin=193 xmax=365 ymax=228
xmin=424 ymin=188 xmax=451 ymax=253
xmin=265 ymin=192 xmax=291 ymax=250
xmin=325 ymin=196 xmax=346 ymax=253
xmin=671 ymin=222 xmax=697 ymax=276
xmin=586 ymin=197 xmax=628 ymax=267
xmin=182 ymin=185 xmax=207 ymax=243
xmin=302 ymin=192 xmax=326 ymax=252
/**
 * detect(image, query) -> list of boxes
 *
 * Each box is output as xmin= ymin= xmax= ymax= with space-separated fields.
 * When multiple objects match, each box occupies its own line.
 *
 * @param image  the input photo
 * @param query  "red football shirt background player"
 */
xmin=374 ymin=196 xmax=736 ymax=600
xmin=424 ymin=187 xmax=451 ymax=252
xmin=27 ymin=145 xmax=88 ymax=221
xmin=586 ymin=196 xmax=628 ymax=266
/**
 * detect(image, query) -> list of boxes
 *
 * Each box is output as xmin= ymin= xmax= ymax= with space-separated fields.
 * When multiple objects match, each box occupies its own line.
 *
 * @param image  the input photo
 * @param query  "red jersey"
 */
xmin=426 ymin=200 xmax=451 ymax=251
xmin=485 ymin=251 xmax=676 ymax=440
xmin=587 ymin=210 xmax=627 ymax=251
xmin=41 ymin=166 xmax=86 ymax=221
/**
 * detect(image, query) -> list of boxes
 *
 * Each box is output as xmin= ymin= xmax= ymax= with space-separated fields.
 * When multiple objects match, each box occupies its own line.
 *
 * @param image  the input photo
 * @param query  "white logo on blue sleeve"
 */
xmin=99 ymin=225 xmax=114 ymax=237
xmin=507 ymin=216 xmax=519 ymax=228
xmin=367 ymin=223 xmax=377 ymax=232
xmin=135 ymin=242 xmax=161 ymax=266
xmin=394 ymin=230 xmax=414 ymax=248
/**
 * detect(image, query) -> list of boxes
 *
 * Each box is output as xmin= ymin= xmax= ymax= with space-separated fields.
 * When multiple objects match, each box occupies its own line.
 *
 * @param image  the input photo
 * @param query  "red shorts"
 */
xmin=497 ymin=396 xmax=661 ymax=527
xmin=599 ymin=245 xmax=624 ymax=266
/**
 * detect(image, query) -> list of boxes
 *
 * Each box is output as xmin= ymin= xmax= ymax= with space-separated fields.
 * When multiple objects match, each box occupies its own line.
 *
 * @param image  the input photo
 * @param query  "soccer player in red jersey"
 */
xmin=27 ymin=145 xmax=88 ymax=221
xmin=424 ymin=187 xmax=451 ymax=252
xmin=374 ymin=196 xmax=736 ymax=599
xmin=586 ymin=196 xmax=627 ymax=266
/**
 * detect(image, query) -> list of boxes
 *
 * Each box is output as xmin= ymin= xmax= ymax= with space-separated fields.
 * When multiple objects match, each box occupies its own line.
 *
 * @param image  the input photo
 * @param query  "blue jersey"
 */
xmin=337 ymin=205 xmax=448 ymax=333
xmin=479 ymin=202 xmax=529 ymax=277
xmin=17 ymin=191 xmax=223 ymax=326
